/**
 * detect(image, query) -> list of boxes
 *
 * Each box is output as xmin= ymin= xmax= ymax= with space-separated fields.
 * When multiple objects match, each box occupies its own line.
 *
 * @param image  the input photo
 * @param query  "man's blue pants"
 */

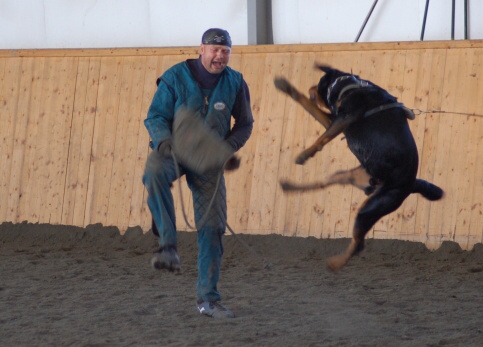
xmin=143 ymin=150 xmax=227 ymax=302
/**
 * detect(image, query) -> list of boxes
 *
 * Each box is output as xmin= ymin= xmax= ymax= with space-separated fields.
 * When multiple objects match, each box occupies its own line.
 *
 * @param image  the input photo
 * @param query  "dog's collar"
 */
xmin=327 ymin=75 xmax=415 ymax=120
xmin=326 ymin=75 xmax=370 ymax=107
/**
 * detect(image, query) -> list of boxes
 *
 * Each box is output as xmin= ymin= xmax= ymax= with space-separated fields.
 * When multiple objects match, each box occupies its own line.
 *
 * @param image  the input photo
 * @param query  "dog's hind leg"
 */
xmin=326 ymin=186 xmax=408 ymax=272
xmin=274 ymin=77 xmax=332 ymax=129
xmin=324 ymin=166 xmax=379 ymax=193
xmin=280 ymin=166 xmax=378 ymax=194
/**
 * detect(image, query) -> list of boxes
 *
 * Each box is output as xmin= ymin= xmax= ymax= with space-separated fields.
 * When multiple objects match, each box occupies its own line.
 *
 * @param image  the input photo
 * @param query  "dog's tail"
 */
xmin=412 ymin=179 xmax=444 ymax=201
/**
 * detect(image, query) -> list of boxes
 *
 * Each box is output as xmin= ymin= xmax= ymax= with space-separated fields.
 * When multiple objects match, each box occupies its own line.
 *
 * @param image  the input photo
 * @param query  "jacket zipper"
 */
xmin=203 ymin=95 xmax=209 ymax=116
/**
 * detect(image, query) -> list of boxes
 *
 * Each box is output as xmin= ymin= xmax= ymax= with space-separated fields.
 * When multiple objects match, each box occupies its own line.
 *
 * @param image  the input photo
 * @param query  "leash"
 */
xmin=411 ymin=108 xmax=483 ymax=118
xmin=364 ymin=102 xmax=415 ymax=119
xmin=328 ymin=75 xmax=483 ymax=120
xmin=365 ymin=105 xmax=483 ymax=120
xmin=171 ymin=150 xmax=272 ymax=270
xmin=171 ymin=149 xmax=225 ymax=231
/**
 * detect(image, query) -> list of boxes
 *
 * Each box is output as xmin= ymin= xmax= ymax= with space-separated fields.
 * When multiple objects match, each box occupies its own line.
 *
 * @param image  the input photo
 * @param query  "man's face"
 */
xmin=199 ymin=44 xmax=231 ymax=74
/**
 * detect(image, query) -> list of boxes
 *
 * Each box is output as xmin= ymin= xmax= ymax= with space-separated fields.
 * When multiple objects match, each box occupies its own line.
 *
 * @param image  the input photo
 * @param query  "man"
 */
xmin=142 ymin=28 xmax=254 ymax=319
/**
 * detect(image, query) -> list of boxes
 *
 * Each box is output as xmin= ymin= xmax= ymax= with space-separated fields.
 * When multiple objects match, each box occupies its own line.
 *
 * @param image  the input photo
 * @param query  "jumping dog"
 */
xmin=275 ymin=65 xmax=444 ymax=272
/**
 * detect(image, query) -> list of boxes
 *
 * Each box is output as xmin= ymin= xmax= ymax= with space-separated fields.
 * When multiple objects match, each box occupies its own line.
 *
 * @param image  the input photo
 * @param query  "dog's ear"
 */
xmin=314 ymin=64 xmax=333 ymax=74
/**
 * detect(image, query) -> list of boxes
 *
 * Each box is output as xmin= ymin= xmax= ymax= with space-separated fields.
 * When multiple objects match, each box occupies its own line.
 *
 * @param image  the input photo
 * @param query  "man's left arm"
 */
xmin=225 ymin=79 xmax=254 ymax=152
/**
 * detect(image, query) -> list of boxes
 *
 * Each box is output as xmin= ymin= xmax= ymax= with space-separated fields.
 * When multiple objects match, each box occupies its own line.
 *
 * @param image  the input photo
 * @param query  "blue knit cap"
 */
xmin=201 ymin=28 xmax=232 ymax=47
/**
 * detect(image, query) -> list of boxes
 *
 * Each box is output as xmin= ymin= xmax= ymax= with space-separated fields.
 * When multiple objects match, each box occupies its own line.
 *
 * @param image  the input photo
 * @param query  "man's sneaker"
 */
xmin=150 ymin=246 xmax=181 ymax=273
xmin=196 ymin=300 xmax=235 ymax=319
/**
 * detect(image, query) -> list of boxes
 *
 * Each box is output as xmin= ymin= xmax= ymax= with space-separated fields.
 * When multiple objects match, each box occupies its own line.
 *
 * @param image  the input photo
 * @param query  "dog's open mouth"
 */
xmin=309 ymin=86 xmax=317 ymax=100
xmin=309 ymin=86 xmax=326 ymax=110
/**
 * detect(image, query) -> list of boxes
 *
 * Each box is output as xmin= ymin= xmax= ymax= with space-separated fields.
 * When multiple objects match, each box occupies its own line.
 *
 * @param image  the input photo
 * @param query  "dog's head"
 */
xmin=311 ymin=64 xmax=364 ymax=114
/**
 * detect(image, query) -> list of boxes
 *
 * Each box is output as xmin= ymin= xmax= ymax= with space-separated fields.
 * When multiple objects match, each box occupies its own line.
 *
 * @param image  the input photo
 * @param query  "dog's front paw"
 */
xmin=274 ymin=77 xmax=299 ymax=99
xmin=296 ymin=150 xmax=316 ymax=165
xmin=274 ymin=77 xmax=291 ymax=92
xmin=295 ymin=154 xmax=307 ymax=165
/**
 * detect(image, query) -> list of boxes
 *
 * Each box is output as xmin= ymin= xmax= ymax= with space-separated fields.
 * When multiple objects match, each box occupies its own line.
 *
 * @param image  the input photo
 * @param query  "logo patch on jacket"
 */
xmin=214 ymin=102 xmax=226 ymax=111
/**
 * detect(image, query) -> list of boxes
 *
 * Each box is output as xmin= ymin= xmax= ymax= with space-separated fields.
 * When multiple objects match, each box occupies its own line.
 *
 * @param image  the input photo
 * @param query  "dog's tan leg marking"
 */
xmin=327 ymin=226 xmax=365 ymax=272
xmin=325 ymin=166 xmax=373 ymax=191
xmin=296 ymin=116 xmax=356 ymax=165
xmin=280 ymin=166 xmax=375 ymax=193
xmin=280 ymin=180 xmax=326 ymax=192
xmin=273 ymin=77 xmax=349 ymax=165
xmin=326 ymin=238 xmax=359 ymax=272
xmin=274 ymin=77 xmax=331 ymax=129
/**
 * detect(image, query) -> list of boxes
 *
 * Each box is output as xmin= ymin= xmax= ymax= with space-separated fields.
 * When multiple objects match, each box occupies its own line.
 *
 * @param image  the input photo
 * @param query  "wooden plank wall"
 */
xmin=1 ymin=41 xmax=482 ymax=250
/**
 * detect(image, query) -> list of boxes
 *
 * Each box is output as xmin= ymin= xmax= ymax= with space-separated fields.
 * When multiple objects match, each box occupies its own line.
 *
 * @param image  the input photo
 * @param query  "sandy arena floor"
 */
xmin=1 ymin=222 xmax=483 ymax=346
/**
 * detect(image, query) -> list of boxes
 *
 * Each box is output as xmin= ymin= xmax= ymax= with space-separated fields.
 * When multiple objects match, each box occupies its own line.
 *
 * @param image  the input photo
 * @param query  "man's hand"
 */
xmin=224 ymin=155 xmax=240 ymax=171
xmin=157 ymin=139 xmax=172 ymax=158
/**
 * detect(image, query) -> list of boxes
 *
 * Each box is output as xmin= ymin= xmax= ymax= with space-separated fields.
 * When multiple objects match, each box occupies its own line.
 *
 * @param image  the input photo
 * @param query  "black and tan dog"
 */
xmin=275 ymin=65 xmax=444 ymax=272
